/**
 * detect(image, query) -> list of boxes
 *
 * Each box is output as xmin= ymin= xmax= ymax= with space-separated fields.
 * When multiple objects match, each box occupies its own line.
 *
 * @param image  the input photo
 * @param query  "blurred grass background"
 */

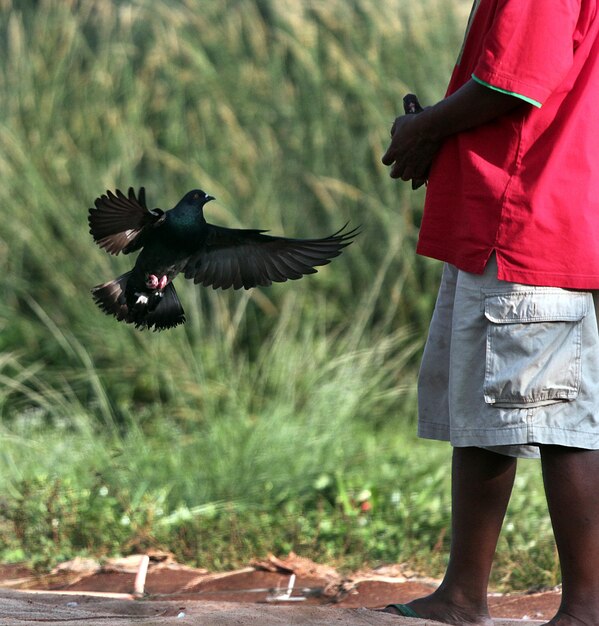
xmin=0 ymin=0 xmax=557 ymax=590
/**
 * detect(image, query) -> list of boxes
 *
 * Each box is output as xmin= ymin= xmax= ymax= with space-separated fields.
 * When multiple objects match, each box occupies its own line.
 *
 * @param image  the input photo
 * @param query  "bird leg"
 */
xmin=147 ymin=274 xmax=168 ymax=290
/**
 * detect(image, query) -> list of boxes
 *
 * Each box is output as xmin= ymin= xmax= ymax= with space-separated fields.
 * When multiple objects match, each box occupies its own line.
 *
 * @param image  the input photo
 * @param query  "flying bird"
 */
xmin=88 ymin=187 xmax=358 ymax=331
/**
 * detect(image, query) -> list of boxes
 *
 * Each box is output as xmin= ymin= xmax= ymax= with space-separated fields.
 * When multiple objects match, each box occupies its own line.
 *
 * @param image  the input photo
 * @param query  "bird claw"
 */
xmin=147 ymin=274 xmax=168 ymax=290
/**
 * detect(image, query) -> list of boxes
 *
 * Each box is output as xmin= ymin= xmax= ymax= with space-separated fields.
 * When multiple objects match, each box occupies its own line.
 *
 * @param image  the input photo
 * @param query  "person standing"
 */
xmin=381 ymin=1 xmax=599 ymax=624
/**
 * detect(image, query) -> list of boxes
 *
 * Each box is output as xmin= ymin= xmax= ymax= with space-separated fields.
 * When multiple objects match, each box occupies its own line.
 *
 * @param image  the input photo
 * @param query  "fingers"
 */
xmin=383 ymin=93 xmax=429 ymax=184
xmin=384 ymin=140 xmax=404 ymax=177
xmin=382 ymin=113 xmax=435 ymax=183
xmin=382 ymin=117 xmax=401 ymax=165
xmin=387 ymin=148 xmax=431 ymax=181
xmin=393 ymin=160 xmax=415 ymax=181
xmin=382 ymin=114 xmax=417 ymax=168
xmin=384 ymin=144 xmax=411 ymax=179
xmin=390 ymin=155 xmax=419 ymax=181
xmin=382 ymin=145 xmax=396 ymax=167
xmin=390 ymin=158 xmax=406 ymax=179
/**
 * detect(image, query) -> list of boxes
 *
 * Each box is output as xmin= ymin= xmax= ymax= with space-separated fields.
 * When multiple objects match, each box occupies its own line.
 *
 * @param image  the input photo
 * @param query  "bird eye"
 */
xmin=193 ymin=192 xmax=199 ymax=200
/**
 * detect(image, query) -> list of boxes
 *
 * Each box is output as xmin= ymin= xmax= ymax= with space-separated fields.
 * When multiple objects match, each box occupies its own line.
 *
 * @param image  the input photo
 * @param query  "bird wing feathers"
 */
xmin=183 ymin=224 xmax=359 ymax=290
xmin=88 ymin=187 xmax=165 ymax=255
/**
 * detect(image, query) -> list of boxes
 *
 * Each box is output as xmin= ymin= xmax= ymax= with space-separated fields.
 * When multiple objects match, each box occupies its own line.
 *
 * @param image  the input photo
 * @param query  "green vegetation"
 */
xmin=0 ymin=0 xmax=557 ymax=590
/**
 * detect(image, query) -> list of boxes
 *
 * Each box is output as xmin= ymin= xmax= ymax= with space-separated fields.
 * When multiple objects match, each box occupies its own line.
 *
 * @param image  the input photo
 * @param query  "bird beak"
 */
xmin=205 ymin=195 xmax=215 ymax=202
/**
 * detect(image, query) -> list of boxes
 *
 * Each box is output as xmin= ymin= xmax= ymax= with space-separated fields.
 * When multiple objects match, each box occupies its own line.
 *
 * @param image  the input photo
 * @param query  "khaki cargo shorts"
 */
xmin=418 ymin=255 xmax=599 ymax=458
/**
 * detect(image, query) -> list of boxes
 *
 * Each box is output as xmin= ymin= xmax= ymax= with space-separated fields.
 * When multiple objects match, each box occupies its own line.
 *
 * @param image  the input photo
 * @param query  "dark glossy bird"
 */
xmin=88 ymin=187 xmax=358 ymax=331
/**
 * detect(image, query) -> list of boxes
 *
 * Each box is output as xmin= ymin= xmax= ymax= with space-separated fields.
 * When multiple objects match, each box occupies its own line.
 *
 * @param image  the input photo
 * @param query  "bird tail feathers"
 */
xmin=91 ymin=272 xmax=185 ymax=331
xmin=91 ymin=272 xmax=131 ymax=322
xmin=142 ymin=283 xmax=186 ymax=331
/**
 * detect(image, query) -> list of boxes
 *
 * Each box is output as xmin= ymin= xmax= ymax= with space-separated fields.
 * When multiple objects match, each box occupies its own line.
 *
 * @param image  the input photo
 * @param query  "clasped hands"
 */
xmin=381 ymin=98 xmax=440 ymax=188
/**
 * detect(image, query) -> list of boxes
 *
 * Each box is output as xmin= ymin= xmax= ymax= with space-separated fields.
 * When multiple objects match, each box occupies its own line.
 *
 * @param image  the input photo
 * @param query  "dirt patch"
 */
xmin=0 ymin=554 xmax=559 ymax=622
xmin=0 ymin=591 xmax=460 ymax=626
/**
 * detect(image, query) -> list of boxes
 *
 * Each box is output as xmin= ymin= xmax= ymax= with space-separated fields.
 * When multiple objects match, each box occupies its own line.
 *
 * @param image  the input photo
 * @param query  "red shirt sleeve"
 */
xmin=473 ymin=0 xmax=581 ymax=105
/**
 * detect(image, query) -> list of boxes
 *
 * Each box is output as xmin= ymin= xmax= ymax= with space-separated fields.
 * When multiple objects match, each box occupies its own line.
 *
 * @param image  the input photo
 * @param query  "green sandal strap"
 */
xmin=385 ymin=603 xmax=421 ymax=618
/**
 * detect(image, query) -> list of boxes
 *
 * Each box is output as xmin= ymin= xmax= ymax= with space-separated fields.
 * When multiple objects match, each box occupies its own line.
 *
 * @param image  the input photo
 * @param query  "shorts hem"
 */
xmin=449 ymin=426 xmax=599 ymax=451
xmin=418 ymin=421 xmax=450 ymax=441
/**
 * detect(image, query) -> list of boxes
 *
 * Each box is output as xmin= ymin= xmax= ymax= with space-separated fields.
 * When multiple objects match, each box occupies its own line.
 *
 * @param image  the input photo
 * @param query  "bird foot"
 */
xmin=147 ymin=274 xmax=168 ymax=290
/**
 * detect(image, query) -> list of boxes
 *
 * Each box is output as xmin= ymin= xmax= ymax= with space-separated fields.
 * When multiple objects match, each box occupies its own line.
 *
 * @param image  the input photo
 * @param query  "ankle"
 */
xmin=434 ymin=581 xmax=489 ymax=613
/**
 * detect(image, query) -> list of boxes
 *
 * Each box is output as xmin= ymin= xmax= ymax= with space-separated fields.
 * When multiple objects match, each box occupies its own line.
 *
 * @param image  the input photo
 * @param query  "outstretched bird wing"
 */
xmin=183 ymin=224 xmax=359 ymax=290
xmin=88 ymin=187 xmax=165 ymax=255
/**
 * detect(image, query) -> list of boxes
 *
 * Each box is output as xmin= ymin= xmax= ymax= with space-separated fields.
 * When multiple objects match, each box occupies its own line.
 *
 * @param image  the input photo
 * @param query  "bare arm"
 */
xmin=382 ymin=79 xmax=527 ymax=181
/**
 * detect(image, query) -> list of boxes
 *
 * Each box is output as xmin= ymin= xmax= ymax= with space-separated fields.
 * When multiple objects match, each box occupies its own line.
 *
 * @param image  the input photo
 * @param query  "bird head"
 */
xmin=183 ymin=189 xmax=214 ymax=208
xmin=172 ymin=189 xmax=215 ymax=224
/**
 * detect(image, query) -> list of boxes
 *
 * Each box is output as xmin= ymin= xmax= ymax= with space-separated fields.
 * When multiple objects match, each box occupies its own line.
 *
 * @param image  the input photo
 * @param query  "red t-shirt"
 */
xmin=417 ymin=0 xmax=599 ymax=288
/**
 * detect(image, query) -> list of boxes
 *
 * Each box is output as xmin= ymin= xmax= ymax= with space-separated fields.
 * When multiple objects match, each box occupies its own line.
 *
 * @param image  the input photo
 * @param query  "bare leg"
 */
xmin=540 ymin=445 xmax=599 ymax=626
xmin=382 ymin=446 xmax=517 ymax=625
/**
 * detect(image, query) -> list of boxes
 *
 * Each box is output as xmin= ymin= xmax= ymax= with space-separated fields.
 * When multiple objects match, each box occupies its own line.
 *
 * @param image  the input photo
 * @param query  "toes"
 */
xmin=146 ymin=274 xmax=168 ymax=290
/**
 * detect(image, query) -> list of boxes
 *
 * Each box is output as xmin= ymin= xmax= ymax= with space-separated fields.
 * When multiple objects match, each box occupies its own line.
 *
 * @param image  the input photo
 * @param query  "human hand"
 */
xmin=382 ymin=94 xmax=440 ymax=188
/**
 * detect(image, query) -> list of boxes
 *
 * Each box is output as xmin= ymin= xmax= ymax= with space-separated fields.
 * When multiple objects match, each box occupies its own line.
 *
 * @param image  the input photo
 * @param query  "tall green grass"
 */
xmin=0 ymin=0 xmax=558 ymax=590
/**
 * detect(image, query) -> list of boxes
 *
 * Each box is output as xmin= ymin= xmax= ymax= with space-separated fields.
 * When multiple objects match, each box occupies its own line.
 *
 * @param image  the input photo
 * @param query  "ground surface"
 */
xmin=0 ymin=554 xmax=559 ymax=624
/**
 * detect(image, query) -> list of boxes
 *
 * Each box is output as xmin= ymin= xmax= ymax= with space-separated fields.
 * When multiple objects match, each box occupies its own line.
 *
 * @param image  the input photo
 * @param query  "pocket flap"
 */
xmin=483 ymin=291 xmax=588 ymax=324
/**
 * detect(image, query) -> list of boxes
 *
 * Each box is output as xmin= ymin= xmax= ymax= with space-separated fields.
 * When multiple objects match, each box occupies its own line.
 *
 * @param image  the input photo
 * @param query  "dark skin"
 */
xmin=381 ymin=79 xmax=522 ymax=181
xmin=381 ymin=80 xmax=599 ymax=625
xmin=540 ymin=446 xmax=599 ymax=625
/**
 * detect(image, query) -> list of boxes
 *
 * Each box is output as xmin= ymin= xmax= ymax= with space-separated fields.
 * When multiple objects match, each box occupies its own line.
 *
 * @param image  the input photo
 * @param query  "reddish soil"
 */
xmin=0 ymin=555 xmax=560 ymax=621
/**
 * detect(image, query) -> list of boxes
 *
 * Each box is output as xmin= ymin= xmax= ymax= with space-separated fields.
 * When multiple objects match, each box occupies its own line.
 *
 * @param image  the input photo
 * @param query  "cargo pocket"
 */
xmin=483 ymin=290 xmax=589 ymax=408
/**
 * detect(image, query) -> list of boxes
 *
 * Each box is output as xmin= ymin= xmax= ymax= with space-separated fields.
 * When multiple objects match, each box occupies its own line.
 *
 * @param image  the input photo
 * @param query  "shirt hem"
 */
xmin=416 ymin=241 xmax=599 ymax=289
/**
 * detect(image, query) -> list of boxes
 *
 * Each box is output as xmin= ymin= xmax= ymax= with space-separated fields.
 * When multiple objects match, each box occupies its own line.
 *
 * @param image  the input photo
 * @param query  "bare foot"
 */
xmin=542 ymin=609 xmax=599 ymax=625
xmin=375 ymin=593 xmax=493 ymax=626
